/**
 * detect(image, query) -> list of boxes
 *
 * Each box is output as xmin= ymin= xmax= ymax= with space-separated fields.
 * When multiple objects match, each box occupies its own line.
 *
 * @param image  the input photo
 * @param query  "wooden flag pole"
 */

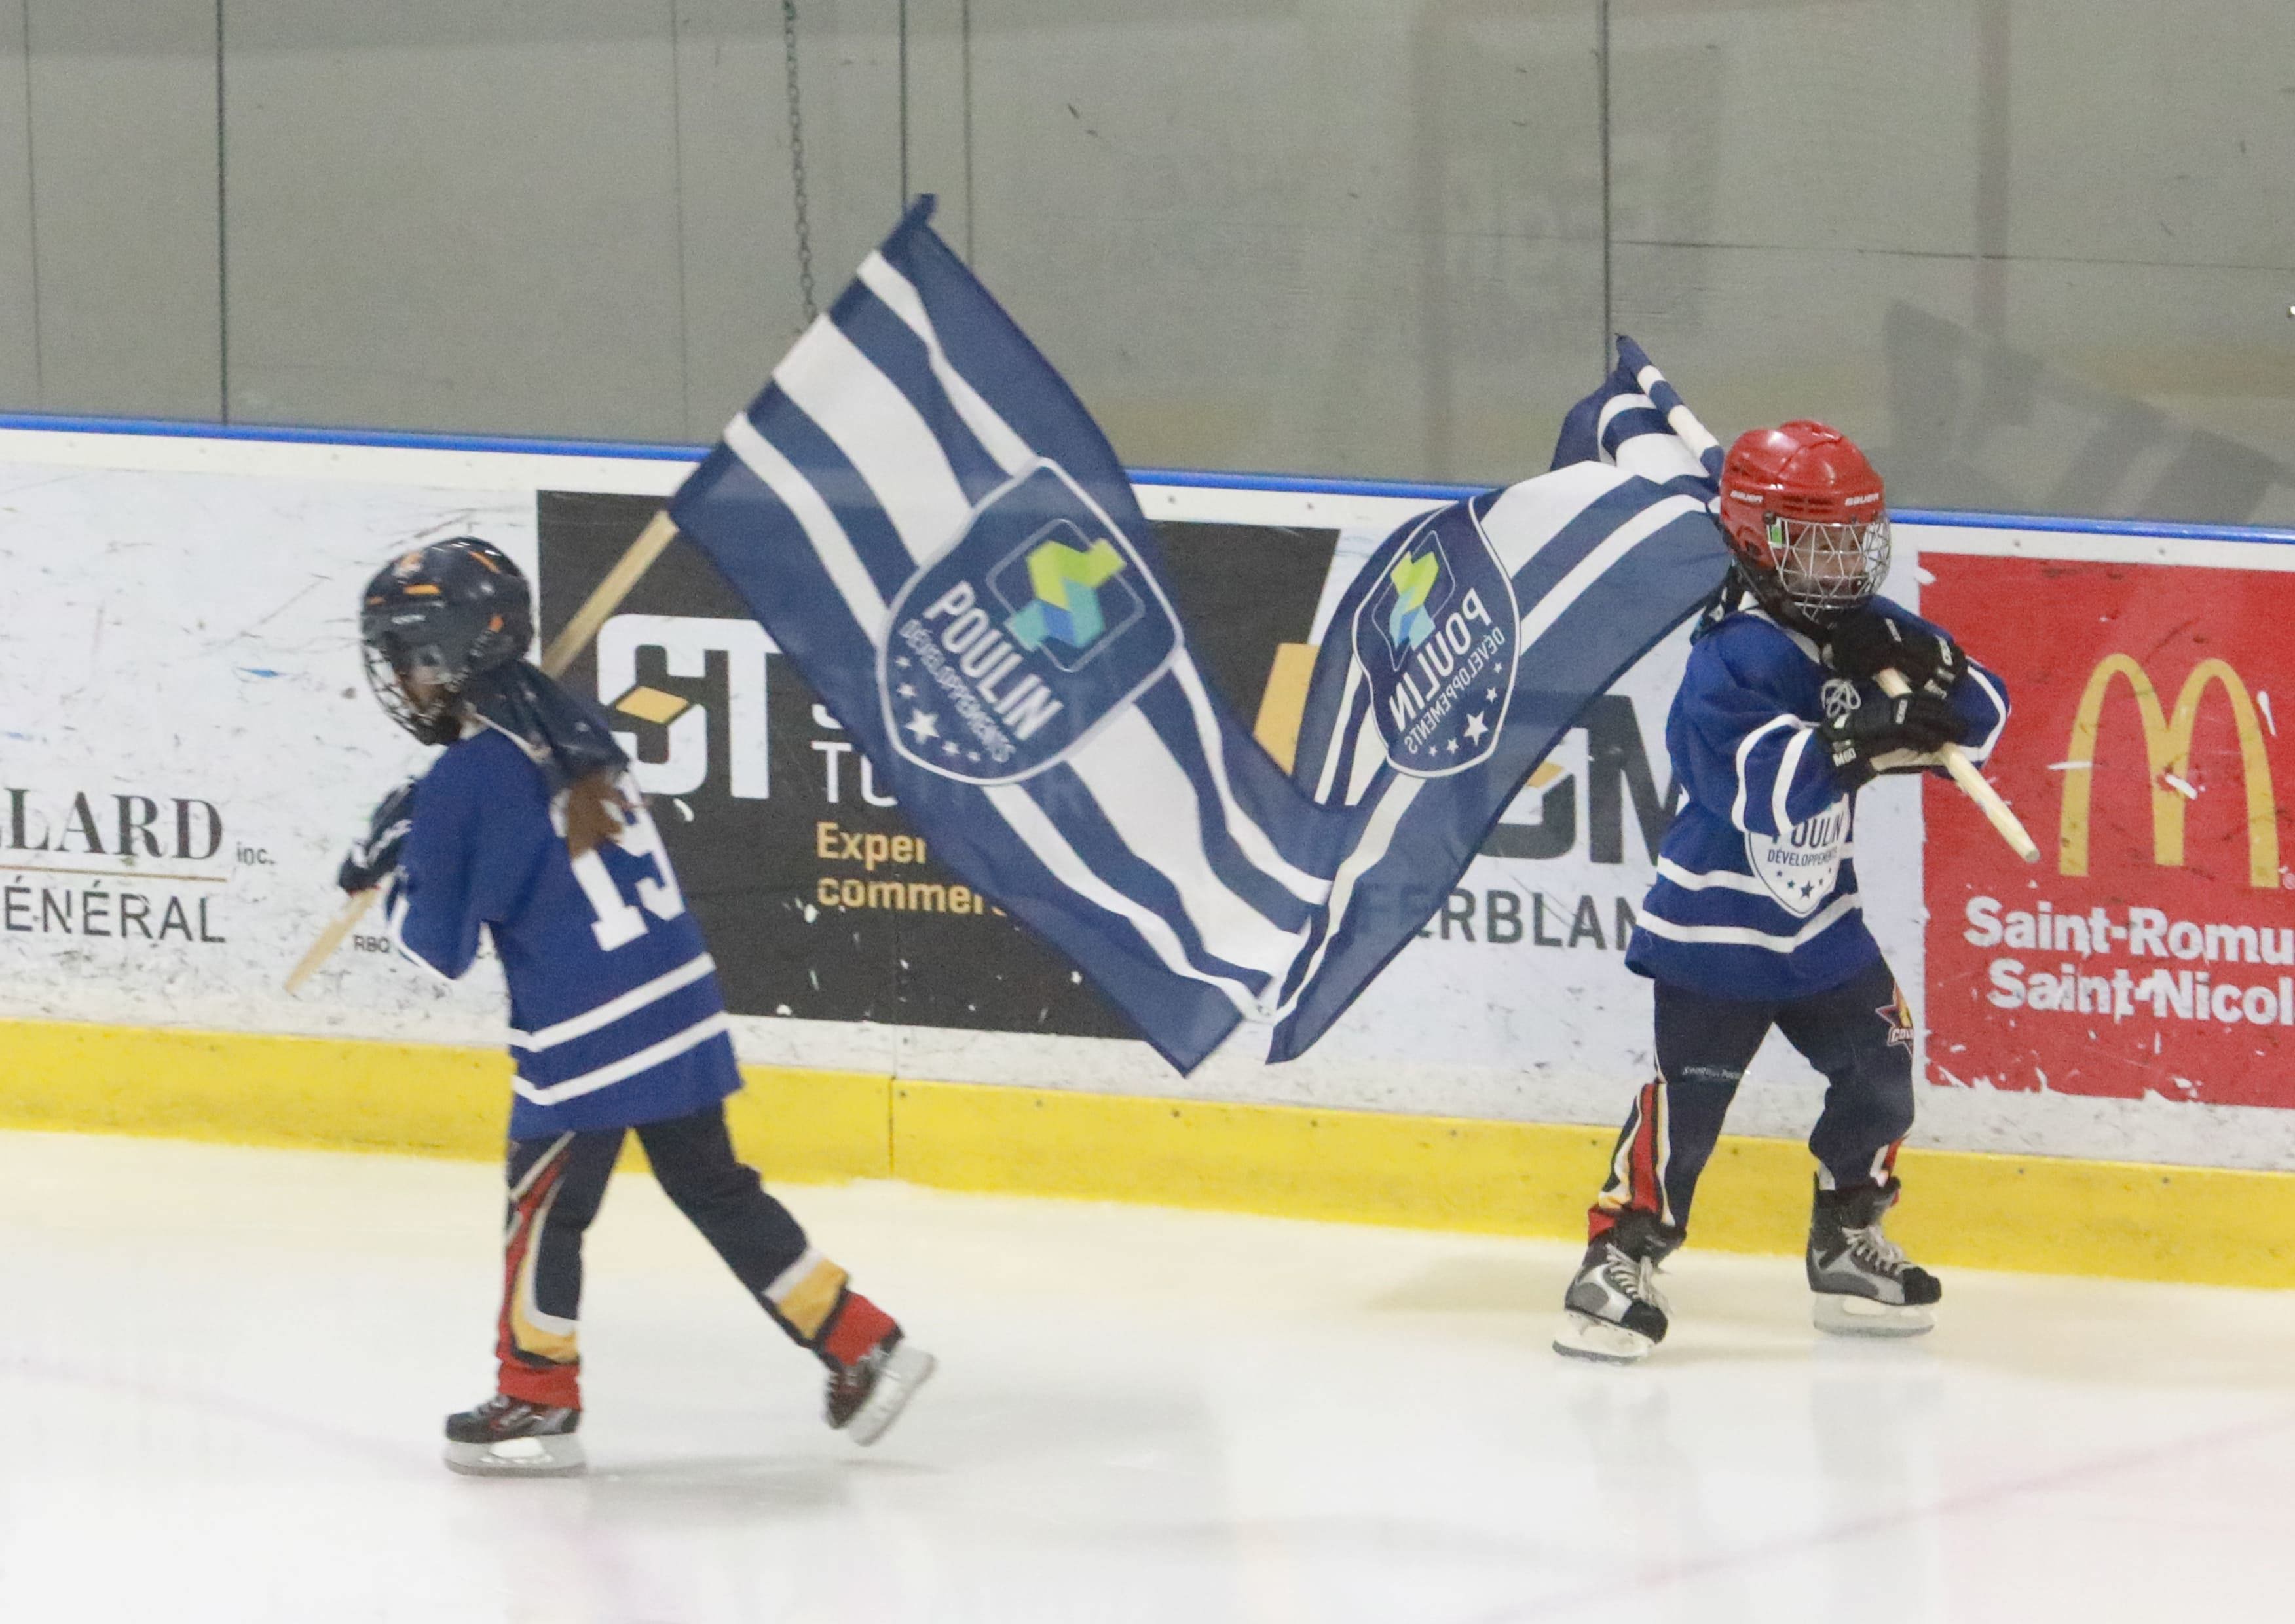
xmin=1874 ymin=668 xmax=2040 ymax=864
xmin=284 ymin=511 xmax=682 ymax=993
xmin=538 ymin=510 xmax=680 ymax=676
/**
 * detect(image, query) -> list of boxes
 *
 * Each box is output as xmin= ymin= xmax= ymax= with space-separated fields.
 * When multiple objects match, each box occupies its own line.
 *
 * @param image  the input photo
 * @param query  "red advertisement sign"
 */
xmin=1923 ymin=550 xmax=2295 ymax=1107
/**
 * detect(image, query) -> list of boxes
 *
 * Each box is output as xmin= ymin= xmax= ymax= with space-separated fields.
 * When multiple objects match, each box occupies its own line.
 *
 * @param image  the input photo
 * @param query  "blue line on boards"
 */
xmin=0 ymin=411 xmax=2290 ymax=548
xmin=0 ymin=412 xmax=706 ymax=464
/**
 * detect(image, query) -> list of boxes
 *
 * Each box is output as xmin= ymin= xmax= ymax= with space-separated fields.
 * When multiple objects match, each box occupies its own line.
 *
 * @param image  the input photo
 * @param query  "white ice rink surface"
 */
xmin=3 ymin=1132 xmax=2294 ymax=1623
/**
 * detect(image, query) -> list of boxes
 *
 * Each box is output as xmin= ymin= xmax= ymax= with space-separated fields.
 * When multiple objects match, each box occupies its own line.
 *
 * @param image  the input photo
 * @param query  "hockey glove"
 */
xmin=338 ymin=779 xmax=417 ymax=894
xmin=1819 ymin=690 xmax=1965 ymax=791
xmin=1825 ymin=609 xmax=1964 ymax=696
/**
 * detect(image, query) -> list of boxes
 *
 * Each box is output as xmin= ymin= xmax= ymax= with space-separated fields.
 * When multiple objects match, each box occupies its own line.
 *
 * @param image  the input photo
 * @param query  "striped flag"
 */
xmin=1269 ymin=337 xmax=1732 ymax=1060
xmin=667 ymin=195 xmax=1731 ymax=1071
xmin=667 ymin=199 xmax=1343 ymax=1072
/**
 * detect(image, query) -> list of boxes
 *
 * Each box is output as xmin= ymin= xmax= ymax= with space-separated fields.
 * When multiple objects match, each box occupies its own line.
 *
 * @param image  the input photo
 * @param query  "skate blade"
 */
xmin=1551 ymin=1311 xmax=1655 ymax=1365
xmin=443 ymin=1434 xmax=588 ymax=1477
xmin=1812 ymin=1293 xmax=1935 ymax=1338
xmin=846 ymin=1341 xmax=937 ymax=1447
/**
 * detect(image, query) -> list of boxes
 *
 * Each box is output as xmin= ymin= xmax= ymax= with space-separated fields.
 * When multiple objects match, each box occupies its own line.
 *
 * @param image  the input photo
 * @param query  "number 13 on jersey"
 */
xmin=560 ymin=791 xmax=687 ymax=950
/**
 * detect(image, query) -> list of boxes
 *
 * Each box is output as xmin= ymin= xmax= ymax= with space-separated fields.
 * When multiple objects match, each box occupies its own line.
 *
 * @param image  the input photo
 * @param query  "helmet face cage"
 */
xmin=360 ymin=627 xmax=468 ymax=746
xmin=1753 ymin=513 xmax=1890 ymax=630
xmin=355 ymin=537 xmax=535 ymax=745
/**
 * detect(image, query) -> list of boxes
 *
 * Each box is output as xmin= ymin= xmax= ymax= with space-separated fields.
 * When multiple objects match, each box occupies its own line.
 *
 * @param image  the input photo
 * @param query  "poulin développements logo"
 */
xmin=2058 ymin=653 xmax=2280 ymax=890
xmin=1353 ymin=503 xmax=1519 ymax=779
xmin=881 ymin=460 xmax=1180 ymax=785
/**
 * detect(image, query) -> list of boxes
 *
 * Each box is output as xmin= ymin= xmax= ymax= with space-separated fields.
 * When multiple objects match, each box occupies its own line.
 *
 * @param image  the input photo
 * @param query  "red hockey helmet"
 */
xmin=1717 ymin=420 xmax=1890 ymax=631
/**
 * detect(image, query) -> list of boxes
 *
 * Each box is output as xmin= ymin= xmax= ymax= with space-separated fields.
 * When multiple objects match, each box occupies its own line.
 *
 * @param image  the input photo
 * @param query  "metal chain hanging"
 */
xmin=779 ymin=0 xmax=818 ymax=323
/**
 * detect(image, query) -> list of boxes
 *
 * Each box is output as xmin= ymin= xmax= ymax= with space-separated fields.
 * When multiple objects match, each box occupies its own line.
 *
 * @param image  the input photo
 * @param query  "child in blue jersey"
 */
xmin=1554 ymin=422 xmax=2009 ymax=1364
xmin=343 ymin=536 xmax=933 ymax=1472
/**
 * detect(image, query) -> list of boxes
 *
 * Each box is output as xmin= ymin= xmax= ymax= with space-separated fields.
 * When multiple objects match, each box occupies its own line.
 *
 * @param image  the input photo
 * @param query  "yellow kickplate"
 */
xmin=4 ymin=1018 xmax=2290 ymax=1288
xmin=0 ymin=1018 xmax=889 ymax=1181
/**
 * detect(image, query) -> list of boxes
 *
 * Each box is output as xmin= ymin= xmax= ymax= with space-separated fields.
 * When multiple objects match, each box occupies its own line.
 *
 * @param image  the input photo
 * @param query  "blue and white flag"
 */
xmin=667 ymin=199 xmax=1343 ymax=1072
xmin=1269 ymin=338 xmax=1732 ymax=1060
xmin=668 ymin=196 xmax=1732 ymax=1071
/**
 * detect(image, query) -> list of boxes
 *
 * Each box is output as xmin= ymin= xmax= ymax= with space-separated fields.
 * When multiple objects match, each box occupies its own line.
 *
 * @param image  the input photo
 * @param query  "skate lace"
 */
xmin=1599 ymin=1247 xmax=1658 ymax=1304
xmin=1846 ymin=1223 xmax=1909 ymax=1275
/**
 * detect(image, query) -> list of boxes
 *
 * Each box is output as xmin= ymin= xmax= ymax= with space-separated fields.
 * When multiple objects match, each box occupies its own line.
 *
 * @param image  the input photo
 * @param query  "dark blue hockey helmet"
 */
xmin=358 ymin=536 xmax=534 ymax=744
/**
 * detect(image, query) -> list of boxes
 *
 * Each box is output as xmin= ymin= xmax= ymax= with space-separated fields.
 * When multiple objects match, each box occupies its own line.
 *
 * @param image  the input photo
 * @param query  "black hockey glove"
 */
xmin=1825 ymin=609 xmax=1964 ymax=696
xmin=338 ymin=779 xmax=417 ymax=894
xmin=1819 ymin=690 xmax=1965 ymax=791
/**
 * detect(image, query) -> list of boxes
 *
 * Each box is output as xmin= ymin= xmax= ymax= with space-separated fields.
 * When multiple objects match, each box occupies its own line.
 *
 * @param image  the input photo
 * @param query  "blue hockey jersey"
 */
xmin=1626 ymin=600 xmax=2008 ymax=1001
xmin=384 ymin=723 xmax=741 ymax=1137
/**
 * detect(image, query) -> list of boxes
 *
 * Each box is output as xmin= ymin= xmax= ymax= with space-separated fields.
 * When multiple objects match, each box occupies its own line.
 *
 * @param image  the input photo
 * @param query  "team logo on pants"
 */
xmin=1353 ymin=500 xmax=1520 ymax=779
xmin=1880 ymin=986 xmax=1916 ymax=1050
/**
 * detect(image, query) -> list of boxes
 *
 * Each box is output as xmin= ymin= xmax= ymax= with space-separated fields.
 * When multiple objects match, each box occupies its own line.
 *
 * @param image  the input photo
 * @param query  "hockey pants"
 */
xmin=494 ymin=1101 xmax=891 ymax=1407
xmin=1589 ymin=957 xmax=1917 ymax=1244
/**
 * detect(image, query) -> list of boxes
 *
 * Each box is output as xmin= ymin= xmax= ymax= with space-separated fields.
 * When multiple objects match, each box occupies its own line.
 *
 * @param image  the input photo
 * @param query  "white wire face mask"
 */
xmin=1763 ymin=514 xmax=1892 ymax=627
xmin=361 ymin=634 xmax=464 ymax=745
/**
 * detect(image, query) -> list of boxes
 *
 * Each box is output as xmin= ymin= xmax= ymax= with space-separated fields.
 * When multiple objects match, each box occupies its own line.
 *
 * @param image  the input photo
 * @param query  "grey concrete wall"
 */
xmin=0 ymin=0 xmax=35 ymax=405
xmin=967 ymin=0 xmax=1603 ymax=483
xmin=14 ymin=1 xmax=221 ymax=418
xmin=0 ymin=0 xmax=2288 ymax=519
xmin=1608 ymin=0 xmax=2295 ymax=525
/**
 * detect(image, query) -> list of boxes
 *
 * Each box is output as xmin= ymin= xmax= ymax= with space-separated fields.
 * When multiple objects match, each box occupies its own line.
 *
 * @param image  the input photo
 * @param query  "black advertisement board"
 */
xmin=536 ymin=492 xmax=1335 ymax=1039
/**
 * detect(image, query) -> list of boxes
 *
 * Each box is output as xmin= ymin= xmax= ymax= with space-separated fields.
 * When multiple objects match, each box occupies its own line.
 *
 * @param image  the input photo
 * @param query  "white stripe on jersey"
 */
xmin=1730 ymin=715 xmax=1801 ymax=833
xmin=1654 ymin=845 xmax=1857 ymax=898
xmin=383 ymin=879 xmax=457 ymax=984
xmin=1965 ymin=665 xmax=2009 ymax=762
xmin=1772 ymin=725 xmax=1813 ymax=836
xmin=510 ymin=951 xmax=718 ymax=1052
xmin=1652 ymin=857 xmax=1774 ymax=896
xmin=512 ymin=1012 xmax=733 ymax=1107
xmin=1634 ymin=891 xmax=1863 ymax=951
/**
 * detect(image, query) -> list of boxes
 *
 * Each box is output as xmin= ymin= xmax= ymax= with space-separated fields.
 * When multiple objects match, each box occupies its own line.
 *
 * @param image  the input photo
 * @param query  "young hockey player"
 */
xmin=1554 ymin=422 xmax=2009 ymax=1365
xmin=343 ymin=536 xmax=933 ymax=1472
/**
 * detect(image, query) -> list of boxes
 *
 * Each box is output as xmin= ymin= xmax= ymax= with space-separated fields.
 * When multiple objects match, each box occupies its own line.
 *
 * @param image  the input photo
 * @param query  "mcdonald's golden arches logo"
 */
xmin=2058 ymin=654 xmax=2280 ymax=890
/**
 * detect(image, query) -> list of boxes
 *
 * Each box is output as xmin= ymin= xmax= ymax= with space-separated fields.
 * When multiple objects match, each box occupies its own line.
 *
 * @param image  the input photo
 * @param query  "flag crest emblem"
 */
xmin=1352 ymin=507 xmax=1520 ymax=778
xmin=878 ymin=460 xmax=1180 ymax=785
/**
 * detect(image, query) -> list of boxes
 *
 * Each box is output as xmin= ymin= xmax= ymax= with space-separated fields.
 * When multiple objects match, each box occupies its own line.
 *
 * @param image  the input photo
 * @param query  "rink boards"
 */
xmin=3 ymin=420 xmax=2294 ymax=1285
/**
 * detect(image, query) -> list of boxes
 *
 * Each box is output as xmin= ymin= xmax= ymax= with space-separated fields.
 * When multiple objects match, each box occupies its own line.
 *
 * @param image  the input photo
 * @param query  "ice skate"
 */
xmin=826 ymin=1327 xmax=937 ymax=1445
xmin=442 ymin=1393 xmax=587 ymax=1477
xmin=1808 ymin=1177 xmax=1941 ymax=1337
xmin=1554 ymin=1213 xmax=1677 ymax=1365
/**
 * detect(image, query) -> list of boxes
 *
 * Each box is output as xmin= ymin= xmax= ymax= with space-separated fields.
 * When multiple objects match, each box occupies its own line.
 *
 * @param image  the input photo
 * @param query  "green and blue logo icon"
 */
xmin=1385 ymin=548 xmax=1444 ymax=656
xmin=996 ymin=531 xmax=1142 ymax=671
